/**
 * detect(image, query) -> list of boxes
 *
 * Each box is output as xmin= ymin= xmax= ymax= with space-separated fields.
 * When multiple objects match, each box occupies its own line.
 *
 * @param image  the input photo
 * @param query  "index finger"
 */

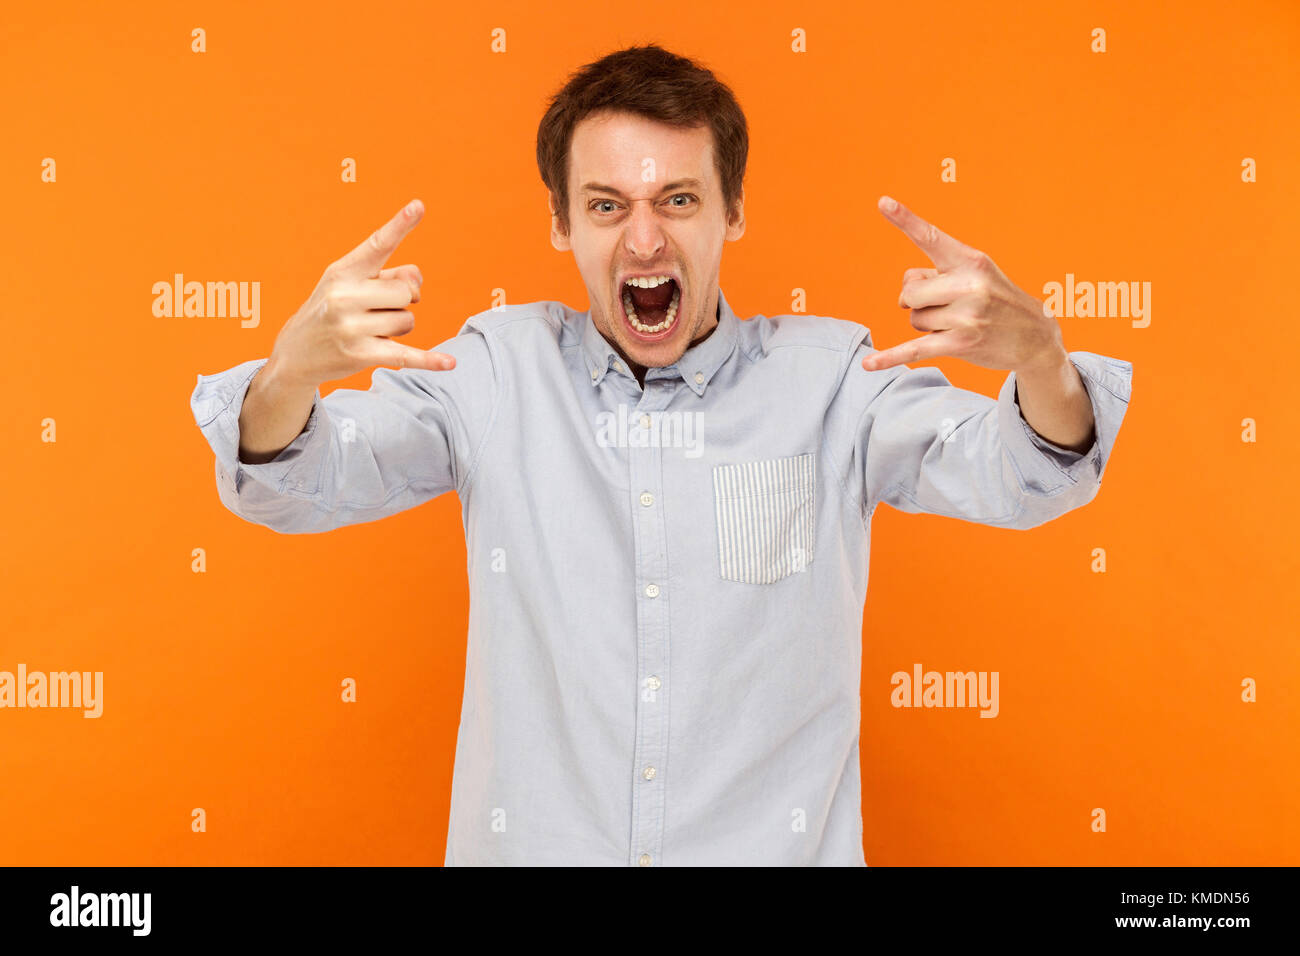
xmin=334 ymin=199 xmax=425 ymax=277
xmin=877 ymin=196 xmax=973 ymax=272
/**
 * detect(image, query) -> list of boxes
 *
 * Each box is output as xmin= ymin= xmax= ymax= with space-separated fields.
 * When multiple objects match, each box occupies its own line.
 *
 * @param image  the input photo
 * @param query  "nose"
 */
xmin=623 ymin=198 xmax=667 ymax=260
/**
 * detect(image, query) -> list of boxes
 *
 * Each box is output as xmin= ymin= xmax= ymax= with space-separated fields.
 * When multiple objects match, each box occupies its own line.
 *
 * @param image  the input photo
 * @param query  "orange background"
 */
xmin=1 ymin=0 xmax=1296 ymax=865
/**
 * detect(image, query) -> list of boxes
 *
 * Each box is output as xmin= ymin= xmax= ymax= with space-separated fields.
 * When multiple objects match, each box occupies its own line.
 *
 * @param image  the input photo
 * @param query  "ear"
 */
xmin=725 ymin=187 xmax=746 ymax=241
xmin=549 ymin=193 xmax=571 ymax=251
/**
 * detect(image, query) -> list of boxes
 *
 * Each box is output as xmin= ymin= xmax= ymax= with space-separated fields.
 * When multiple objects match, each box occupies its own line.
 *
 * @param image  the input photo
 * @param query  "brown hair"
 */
xmin=536 ymin=43 xmax=749 ymax=236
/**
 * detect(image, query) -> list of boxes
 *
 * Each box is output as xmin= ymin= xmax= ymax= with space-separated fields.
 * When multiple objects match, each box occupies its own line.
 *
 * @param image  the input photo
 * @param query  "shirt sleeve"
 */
xmin=189 ymin=325 xmax=499 ymax=534
xmin=852 ymin=343 xmax=1132 ymax=529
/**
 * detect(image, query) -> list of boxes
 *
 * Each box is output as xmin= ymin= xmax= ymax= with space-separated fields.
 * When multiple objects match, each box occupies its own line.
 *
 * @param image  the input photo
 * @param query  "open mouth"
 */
xmin=620 ymin=275 xmax=681 ymax=342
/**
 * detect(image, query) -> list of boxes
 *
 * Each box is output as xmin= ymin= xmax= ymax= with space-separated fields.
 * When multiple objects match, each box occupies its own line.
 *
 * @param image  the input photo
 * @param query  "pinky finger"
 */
xmin=377 ymin=341 xmax=456 ymax=373
xmin=861 ymin=331 xmax=957 ymax=371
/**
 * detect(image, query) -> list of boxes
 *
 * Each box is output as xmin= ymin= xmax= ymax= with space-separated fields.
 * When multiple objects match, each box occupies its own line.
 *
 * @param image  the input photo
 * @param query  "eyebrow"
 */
xmin=580 ymin=178 xmax=705 ymax=198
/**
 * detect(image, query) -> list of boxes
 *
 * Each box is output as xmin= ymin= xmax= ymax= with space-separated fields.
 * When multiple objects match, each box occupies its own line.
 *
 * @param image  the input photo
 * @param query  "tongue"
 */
xmin=628 ymin=281 xmax=675 ymax=315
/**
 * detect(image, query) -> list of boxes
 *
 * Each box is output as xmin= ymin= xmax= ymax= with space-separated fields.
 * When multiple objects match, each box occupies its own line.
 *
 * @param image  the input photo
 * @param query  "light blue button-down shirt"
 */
xmin=190 ymin=286 xmax=1132 ymax=866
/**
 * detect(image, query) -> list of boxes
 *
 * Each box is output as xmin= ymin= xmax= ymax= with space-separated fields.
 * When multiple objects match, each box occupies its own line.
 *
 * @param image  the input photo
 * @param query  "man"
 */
xmin=190 ymin=44 xmax=1132 ymax=866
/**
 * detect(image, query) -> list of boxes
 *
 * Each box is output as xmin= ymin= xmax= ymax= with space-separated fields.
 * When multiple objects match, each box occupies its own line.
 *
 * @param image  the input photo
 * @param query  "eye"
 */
xmin=588 ymin=194 xmax=698 ymax=217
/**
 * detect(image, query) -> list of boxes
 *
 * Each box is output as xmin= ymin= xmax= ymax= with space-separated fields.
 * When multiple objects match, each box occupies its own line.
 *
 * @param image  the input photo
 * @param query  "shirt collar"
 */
xmin=582 ymin=285 xmax=739 ymax=396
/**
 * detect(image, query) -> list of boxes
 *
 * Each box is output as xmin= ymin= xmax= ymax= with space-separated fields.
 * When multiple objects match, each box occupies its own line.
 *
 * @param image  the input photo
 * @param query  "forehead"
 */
xmin=569 ymin=110 xmax=715 ymax=191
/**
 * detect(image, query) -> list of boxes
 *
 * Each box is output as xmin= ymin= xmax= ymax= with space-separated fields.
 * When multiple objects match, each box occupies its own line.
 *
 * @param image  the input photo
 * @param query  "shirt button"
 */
xmin=638 ymin=853 xmax=652 ymax=867
xmin=639 ymin=492 xmax=654 ymax=507
xmin=644 ymin=583 xmax=660 ymax=598
xmin=694 ymin=372 xmax=704 ymax=384
xmin=613 ymin=361 xmax=622 ymax=371
xmin=640 ymin=414 xmax=651 ymax=429
xmin=590 ymin=369 xmax=598 ymax=381
xmin=646 ymin=675 xmax=661 ymax=690
xmin=643 ymin=766 xmax=656 ymax=781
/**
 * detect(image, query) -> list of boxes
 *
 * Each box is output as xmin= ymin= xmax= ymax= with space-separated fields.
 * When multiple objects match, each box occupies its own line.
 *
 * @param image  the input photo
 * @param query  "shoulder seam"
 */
xmin=454 ymin=323 xmax=506 ymax=497
xmin=824 ymin=323 xmax=873 ymax=521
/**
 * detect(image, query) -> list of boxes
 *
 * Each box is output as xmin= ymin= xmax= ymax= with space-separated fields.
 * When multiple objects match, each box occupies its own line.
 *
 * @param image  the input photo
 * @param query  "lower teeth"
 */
xmin=622 ymin=286 xmax=680 ymax=334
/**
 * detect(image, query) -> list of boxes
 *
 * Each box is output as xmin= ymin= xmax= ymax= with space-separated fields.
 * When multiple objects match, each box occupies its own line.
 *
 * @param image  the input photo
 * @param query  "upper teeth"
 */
xmin=625 ymin=275 xmax=673 ymax=288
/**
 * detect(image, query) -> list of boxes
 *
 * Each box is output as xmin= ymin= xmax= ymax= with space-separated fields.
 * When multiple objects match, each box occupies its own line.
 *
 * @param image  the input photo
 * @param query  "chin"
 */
xmin=622 ymin=321 xmax=690 ymax=368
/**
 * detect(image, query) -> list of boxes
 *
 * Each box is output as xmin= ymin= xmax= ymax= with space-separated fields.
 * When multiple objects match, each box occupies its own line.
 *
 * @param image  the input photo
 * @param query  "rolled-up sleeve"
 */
xmin=852 ymin=345 xmax=1132 ymax=529
xmin=189 ymin=325 xmax=499 ymax=534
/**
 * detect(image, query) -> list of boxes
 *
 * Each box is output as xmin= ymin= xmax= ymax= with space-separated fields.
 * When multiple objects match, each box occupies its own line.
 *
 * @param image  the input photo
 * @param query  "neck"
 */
xmin=616 ymin=295 xmax=722 ymax=388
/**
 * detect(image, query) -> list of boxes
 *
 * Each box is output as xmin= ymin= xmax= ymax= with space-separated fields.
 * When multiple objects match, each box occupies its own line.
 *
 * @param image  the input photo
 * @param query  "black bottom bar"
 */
xmin=0 ymin=865 xmax=1287 ymax=942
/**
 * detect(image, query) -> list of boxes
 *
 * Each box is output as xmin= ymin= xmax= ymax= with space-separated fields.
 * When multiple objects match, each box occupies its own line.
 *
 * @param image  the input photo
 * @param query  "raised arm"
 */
xmin=189 ymin=200 xmax=498 ymax=534
xmin=846 ymin=196 xmax=1132 ymax=528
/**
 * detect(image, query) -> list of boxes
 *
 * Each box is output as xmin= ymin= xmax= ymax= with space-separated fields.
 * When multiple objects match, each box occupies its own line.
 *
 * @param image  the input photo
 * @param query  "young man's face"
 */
xmin=549 ymin=109 xmax=745 ymax=374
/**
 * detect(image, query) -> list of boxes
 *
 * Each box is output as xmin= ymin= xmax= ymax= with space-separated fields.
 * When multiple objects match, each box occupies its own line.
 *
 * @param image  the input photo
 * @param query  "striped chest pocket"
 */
xmin=712 ymin=453 xmax=816 ymax=584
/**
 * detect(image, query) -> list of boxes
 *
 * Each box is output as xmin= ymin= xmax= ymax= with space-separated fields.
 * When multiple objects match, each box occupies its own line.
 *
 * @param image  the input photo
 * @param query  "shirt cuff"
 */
xmin=997 ymin=351 xmax=1133 ymax=496
xmin=190 ymin=357 xmax=328 ymax=496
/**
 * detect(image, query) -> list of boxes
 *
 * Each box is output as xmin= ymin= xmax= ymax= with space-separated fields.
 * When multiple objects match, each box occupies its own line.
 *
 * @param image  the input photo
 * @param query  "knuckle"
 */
xmin=334 ymin=315 xmax=359 ymax=342
xmin=323 ymin=287 xmax=349 ymax=313
xmin=310 ymin=298 xmax=336 ymax=329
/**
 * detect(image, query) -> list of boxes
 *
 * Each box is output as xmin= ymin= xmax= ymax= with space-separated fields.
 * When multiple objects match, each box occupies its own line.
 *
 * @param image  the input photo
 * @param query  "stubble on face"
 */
xmin=595 ymin=288 xmax=718 ymax=382
xmin=552 ymin=109 xmax=742 ymax=382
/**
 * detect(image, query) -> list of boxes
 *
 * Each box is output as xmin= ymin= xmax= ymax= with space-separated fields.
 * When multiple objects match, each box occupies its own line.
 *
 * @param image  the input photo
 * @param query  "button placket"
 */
xmin=628 ymin=385 xmax=673 ymax=867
